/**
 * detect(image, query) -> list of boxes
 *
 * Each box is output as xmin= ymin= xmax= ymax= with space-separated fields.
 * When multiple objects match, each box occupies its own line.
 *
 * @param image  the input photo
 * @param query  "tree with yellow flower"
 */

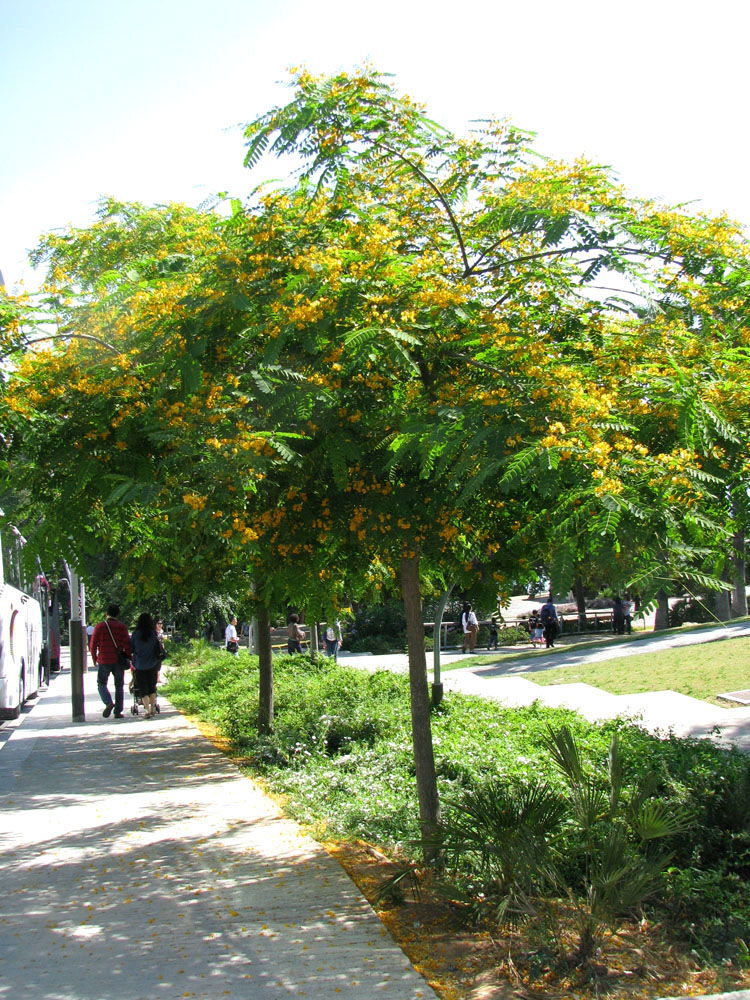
xmin=4 ymin=67 xmax=750 ymax=843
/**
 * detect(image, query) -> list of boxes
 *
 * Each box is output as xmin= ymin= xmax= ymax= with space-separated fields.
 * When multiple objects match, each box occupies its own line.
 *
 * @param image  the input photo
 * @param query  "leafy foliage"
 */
xmin=164 ymin=646 xmax=750 ymax=962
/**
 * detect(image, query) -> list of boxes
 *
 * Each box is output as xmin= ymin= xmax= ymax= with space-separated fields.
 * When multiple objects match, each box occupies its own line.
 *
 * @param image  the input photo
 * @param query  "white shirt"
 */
xmin=225 ymin=622 xmax=238 ymax=643
xmin=462 ymin=611 xmax=478 ymax=632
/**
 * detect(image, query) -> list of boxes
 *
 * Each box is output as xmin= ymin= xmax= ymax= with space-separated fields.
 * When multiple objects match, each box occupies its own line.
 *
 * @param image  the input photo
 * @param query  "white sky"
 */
xmin=1 ymin=0 xmax=748 ymax=289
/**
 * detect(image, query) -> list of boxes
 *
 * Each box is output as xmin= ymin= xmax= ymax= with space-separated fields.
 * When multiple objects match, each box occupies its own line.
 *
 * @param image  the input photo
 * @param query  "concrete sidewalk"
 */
xmin=0 ymin=664 xmax=437 ymax=1000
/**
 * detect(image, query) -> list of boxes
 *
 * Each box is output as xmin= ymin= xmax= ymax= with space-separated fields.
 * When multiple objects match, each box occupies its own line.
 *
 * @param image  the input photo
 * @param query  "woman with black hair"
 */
xmin=287 ymin=613 xmax=305 ymax=654
xmin=130 ymin=612 xmax=163 ymax=718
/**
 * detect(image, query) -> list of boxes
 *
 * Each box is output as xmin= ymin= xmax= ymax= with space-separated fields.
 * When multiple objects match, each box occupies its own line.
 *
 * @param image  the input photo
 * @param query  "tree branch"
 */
xmin=24 ymin=332 xmax=120 ymax=354
xmin=375 ymin=141 xmax=471 ymax=276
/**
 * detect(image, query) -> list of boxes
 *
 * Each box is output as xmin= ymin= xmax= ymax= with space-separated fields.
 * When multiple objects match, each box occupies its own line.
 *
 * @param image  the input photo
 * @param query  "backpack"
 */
xmin=325 ymin=626 xmax=336 ymax=641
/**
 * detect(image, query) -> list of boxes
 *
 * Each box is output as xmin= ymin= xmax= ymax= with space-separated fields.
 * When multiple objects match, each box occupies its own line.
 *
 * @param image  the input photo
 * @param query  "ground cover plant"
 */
xmin=529 ymin=636 xmax=750 ymax=703
xmin=163 ymin=642 xmax=750 ymax=989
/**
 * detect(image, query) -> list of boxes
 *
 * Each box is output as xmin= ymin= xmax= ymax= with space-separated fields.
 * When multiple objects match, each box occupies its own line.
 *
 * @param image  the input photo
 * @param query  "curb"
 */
xmin=657 ymin=993 xmax=750 ymax=999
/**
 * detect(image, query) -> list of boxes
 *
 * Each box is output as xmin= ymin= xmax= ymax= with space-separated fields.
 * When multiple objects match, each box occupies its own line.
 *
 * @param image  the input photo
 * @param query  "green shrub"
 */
xmin=497 ymin=625 xmax=528 ymax=645
xmin=349 ymin=600 xmax=406 ymax=646
xmin=669 ymin=597 xmax=716 ymax=627
xmin=163 ymin=648 xmax=750 ymax=960
xmin=348 ymin=634 xmax=395 ymax=654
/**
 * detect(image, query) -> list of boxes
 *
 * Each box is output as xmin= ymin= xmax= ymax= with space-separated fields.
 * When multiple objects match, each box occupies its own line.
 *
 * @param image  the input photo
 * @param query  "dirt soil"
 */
xmin=325 ymin=840 xmax=750 ymax=1000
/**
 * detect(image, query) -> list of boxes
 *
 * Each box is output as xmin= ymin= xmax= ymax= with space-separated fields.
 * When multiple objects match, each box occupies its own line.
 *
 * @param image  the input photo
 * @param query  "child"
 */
xmin=528 ymin=611 xmax=544 ymax=648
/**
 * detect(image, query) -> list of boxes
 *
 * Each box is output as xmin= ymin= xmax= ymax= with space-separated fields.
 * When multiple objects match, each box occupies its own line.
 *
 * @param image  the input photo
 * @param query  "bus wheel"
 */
xmin=9 ymin=668 xmax=24 ymax=720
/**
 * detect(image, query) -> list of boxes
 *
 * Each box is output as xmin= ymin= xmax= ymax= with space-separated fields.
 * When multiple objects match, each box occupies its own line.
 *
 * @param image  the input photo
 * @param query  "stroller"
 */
xmin=129 ymin=668 xmax=160 ymax=715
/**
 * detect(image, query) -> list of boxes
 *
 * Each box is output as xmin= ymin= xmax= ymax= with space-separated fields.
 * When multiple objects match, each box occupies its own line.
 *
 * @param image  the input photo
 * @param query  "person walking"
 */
xmin=461 ymin=602 xmax=479 ymax=653
xmin=622 ymin=596 xmax=633 ymax=634
xmin=225 ymin=616 xmax=239 ymax=656
xmin=528 ymin=610 xmax=544 ymax=648
xmin=154 ymin=618 xmax=166 ymax=712
xmin=612 ymin=596 xmax=625 ymax=635
xmin=324 ymin=619 xmax=342 ymax=658
xmin=287 ymin=614 xmax=305 ymax=654
xmin=155 ymin=618 xmax=166 ymax=653
xmin=539 ymin=596 xmax=558 ymax=649
xmin=130 ymin=613 xmax=163 ymax=719
xmin=487 ymin=611 xmax=502 ymax=650
xmin=90 ymin=604 xmax=131 ymax=719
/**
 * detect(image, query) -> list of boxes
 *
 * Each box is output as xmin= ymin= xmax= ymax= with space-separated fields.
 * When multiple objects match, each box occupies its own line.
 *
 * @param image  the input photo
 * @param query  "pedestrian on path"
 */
xmin=487 ymin=610 xmax=502 ymax=650
xmin=225 ymin=616 xmax=239 ymax=655
xmin=287 ymin=614 xmax=305 ymax=654
xmin=324 ymin=619 xmax=342 ymax=658
xmin=154 ymin=617 xmax=166 ymax=713
xmin=90 ymin=604 xmax=131 ymax=718
xmin=461 ymin=602 xmax=479 ymax=653
xmin=528 ymin=610 xmax=544 ymax=648
xmin=130 ymin=612 xmax=162 ymax=719
xmin=612 ymin=596 xmax=625 ymax=635
xmin=540 ymin=596 xmax=558 ymax=649
xmin=623 ymin=596 xmax=633 ymax=634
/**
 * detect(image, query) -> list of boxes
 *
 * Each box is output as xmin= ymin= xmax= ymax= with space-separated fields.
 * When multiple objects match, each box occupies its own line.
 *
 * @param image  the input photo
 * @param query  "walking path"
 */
xmin=0 ymin=660 xmax=437 ymax=1000
xmin=2 ymin=626 xmax=748 ymax=1000
xmin=339 ymin=620 xmax=750 ymax=752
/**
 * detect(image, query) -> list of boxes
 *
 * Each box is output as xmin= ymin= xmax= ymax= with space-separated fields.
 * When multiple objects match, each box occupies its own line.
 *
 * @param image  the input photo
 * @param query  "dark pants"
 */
xmin=325 ymin=639 xmax=339 ymax=658
xmin=97 ymin=663 xmax=125 ymax=714
xmin=543 ymin=622 xmax=557 ymax=648
xmin=287 ymin=640 xmax=302 ymax=654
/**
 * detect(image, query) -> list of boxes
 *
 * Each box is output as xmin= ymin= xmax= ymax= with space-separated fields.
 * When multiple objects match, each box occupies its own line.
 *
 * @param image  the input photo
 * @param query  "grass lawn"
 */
xmin=528 ymin=635 xmax=750 ymax=703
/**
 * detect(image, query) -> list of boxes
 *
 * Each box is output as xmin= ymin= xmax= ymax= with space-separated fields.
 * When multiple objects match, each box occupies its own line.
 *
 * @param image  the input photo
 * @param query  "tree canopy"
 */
xmin=2 ymin=66 xmax=749 ymax=829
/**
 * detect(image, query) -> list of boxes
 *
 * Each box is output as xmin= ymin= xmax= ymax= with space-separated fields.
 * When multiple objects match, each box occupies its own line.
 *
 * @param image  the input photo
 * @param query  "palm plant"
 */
xmin=427 ymin=777 xmax=567 ymax=924
xmin=542 ymin=725 xmax=692 ymax=965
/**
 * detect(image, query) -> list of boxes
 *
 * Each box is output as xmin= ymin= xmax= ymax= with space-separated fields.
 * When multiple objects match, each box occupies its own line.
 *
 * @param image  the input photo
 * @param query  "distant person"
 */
xmin=528 ymin=610 xmax=544 ymax=648
xmin=287 ymin=614 xmax=305 ymax=654
xmin=86 ymin=622 xmax=94 ymax=651
xmin=90 ymin=604 xmax=131 ymax=719
xmin=487 ymin=618 xmax=499 ymax=650
xmin=154 ymin=618 xmax=166 ymax=710
xmin=486 ymin=610 xmax=502 ymax=650
xmin=622 ymin=596 xmax=633 ymax=634
xmin=130 ymin=613 xmax=163 ymax=719
xmin=612 ymin=596 xmax=625 ymax=635
xmin=203 ymin=621 xmax=214 ymax=642
xmin=539 ymin=597 xmax=558 ymax=649
xmin=225 ymin=616 xmax=239 ymax=656
xmin=461 ymin=602 xmax=479 ymax=653
xmin=324 ymin=620 xmax=342 ymax=658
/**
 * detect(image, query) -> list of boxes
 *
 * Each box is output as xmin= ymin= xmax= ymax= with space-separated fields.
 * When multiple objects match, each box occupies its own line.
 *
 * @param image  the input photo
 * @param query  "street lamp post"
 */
xmin=68 ymin=567 xmax=85 ymax=722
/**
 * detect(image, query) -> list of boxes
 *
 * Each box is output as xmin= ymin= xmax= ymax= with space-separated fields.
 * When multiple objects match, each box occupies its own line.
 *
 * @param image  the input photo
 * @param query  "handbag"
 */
xmin=104 ymin=619 xmax=130 ymax=669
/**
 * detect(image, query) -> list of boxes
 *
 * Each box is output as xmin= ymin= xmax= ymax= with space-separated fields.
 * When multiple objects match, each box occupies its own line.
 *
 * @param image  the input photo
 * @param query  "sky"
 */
xmin=1 ymin=0 xmax=748 ymax=290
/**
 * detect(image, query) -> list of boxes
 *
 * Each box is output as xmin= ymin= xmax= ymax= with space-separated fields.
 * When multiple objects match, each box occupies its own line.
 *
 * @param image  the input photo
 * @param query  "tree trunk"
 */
xmin=714 ymin=563 xmax=731 ymax=622
xmin=257 ymin=604 xmax=274 ymax=734
xmin=653 ymin=588 xmax=670 ymax=631
xmin=731 ymin=526 xmax=747 ymax=618
xmin=401 ymin=552 xmax=441 ymax=855
xmin=574 ymin=572 xmax=586 ymax=633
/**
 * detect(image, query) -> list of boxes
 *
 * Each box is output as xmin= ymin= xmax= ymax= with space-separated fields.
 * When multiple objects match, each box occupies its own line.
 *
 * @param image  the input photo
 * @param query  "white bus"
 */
xmin=0 ymin=527 xmax=44 ymax=719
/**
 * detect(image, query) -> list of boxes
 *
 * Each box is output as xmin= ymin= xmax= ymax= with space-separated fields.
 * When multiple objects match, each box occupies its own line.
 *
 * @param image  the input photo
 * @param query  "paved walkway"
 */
xmin=0 ymin=661 xmax=437 ymax=1000
xmin=339 ymin=620 xmax=750 ymax=752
